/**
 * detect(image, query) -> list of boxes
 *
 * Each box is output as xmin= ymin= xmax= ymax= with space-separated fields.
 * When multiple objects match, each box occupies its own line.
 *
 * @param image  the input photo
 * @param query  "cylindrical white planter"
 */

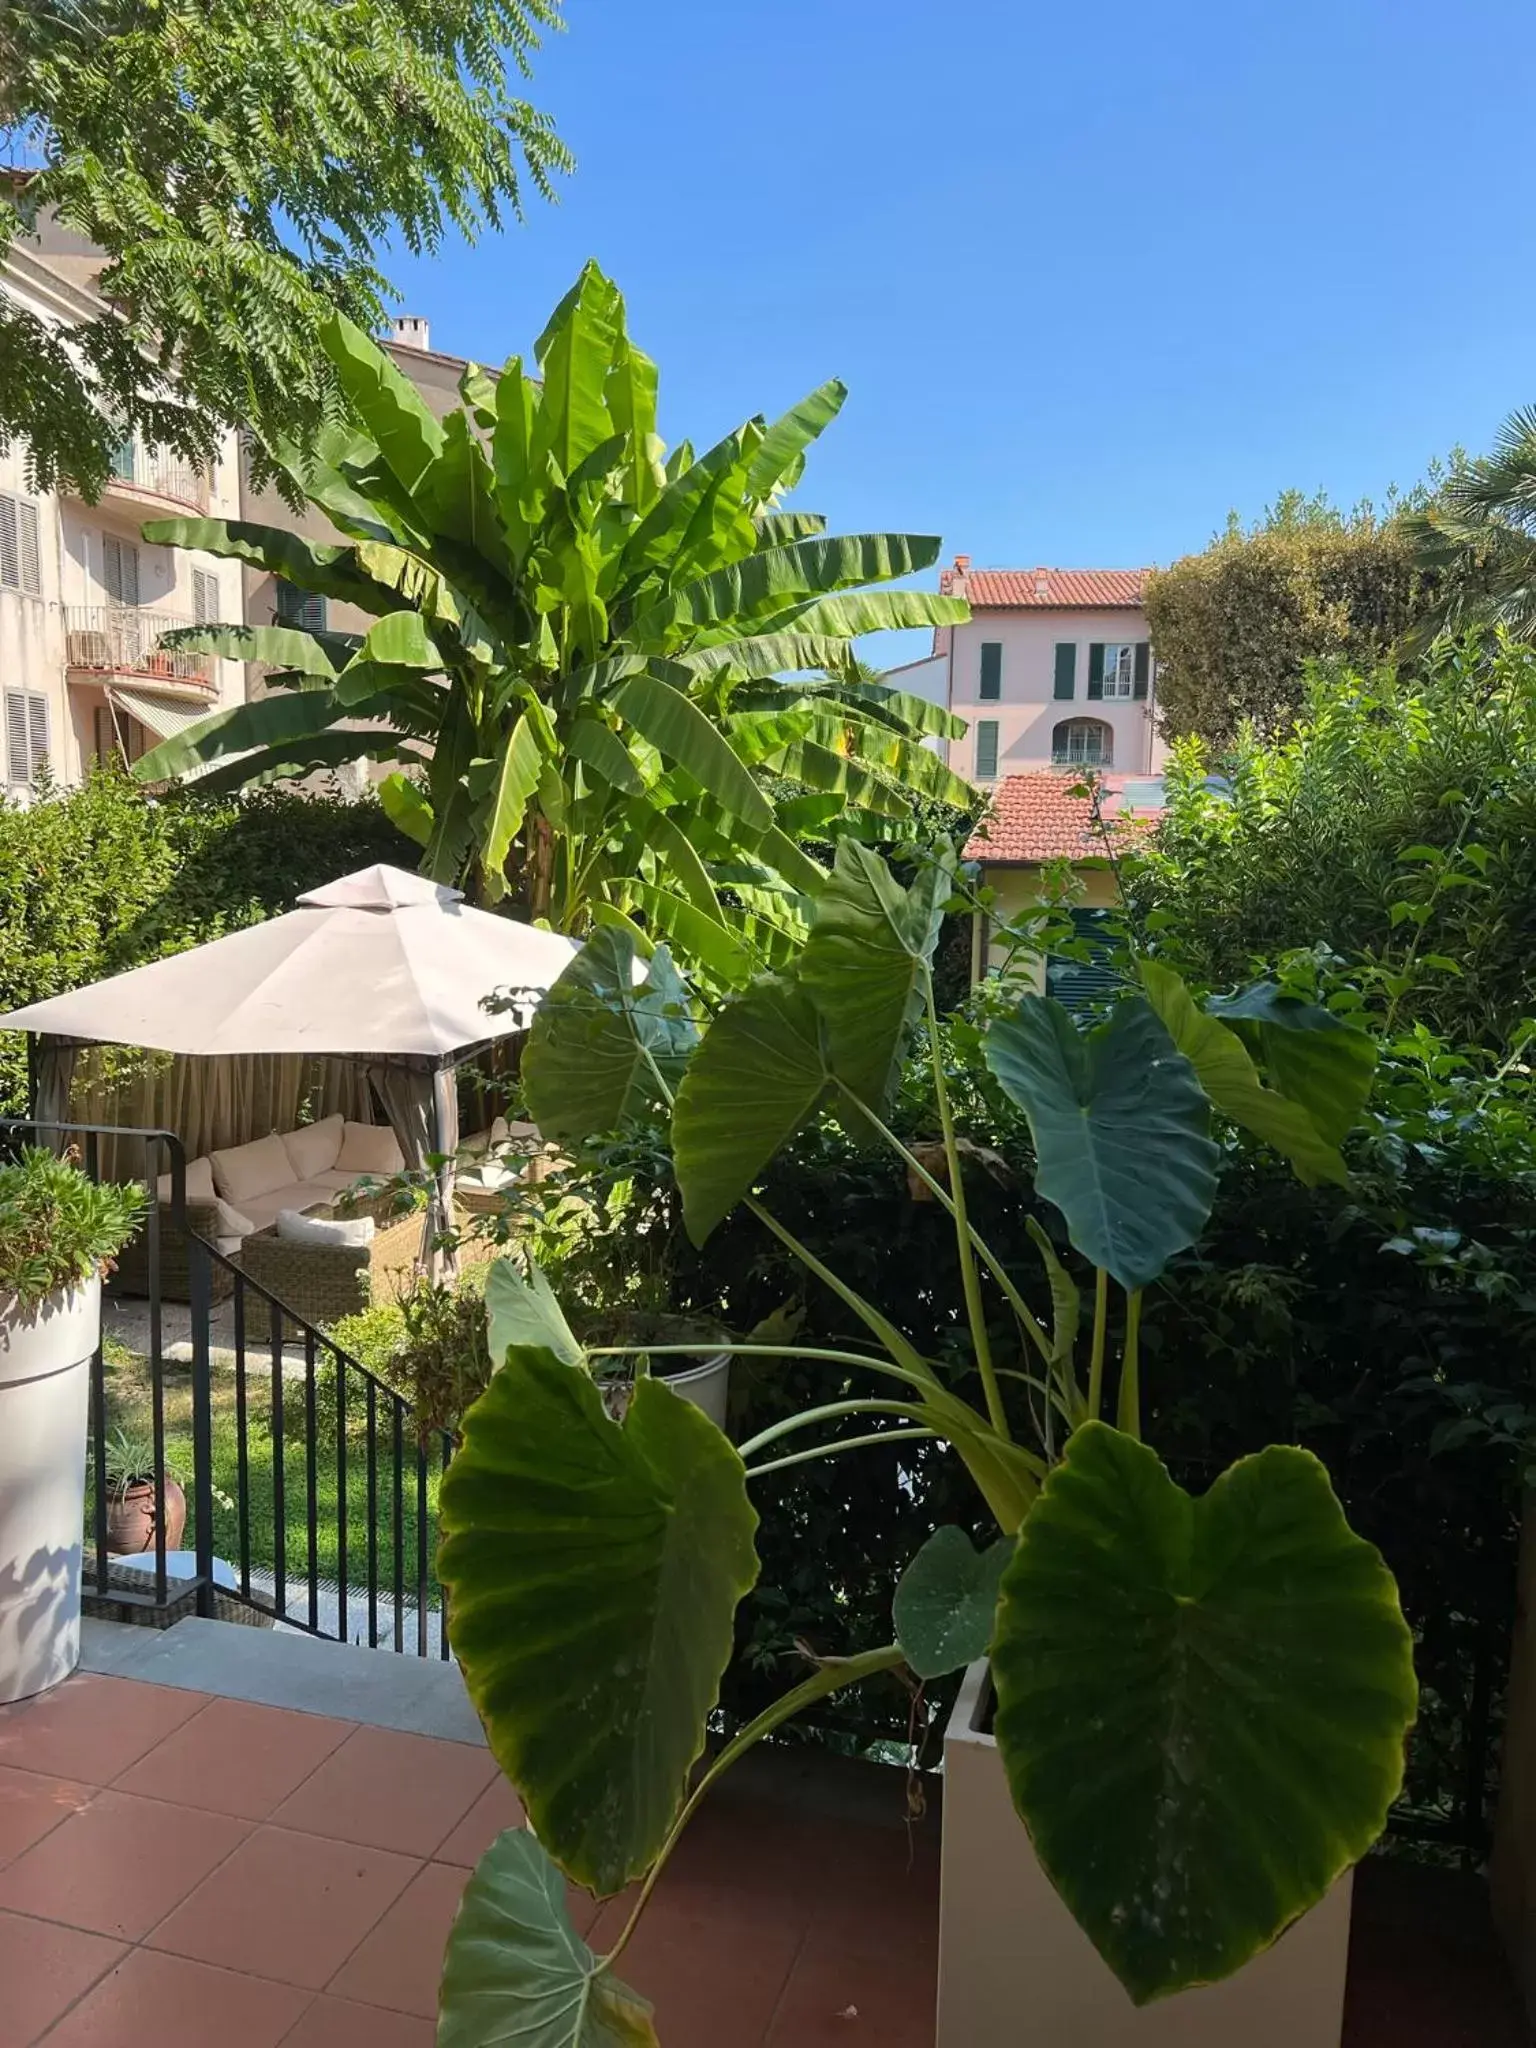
xmin=660 ymin=1351 xmax=731 ymax=1431
xmin=0 ymin=1276 xmax=98 ymax=1705
xmin=938 ymin=1660 xmax=1355 ymax=2048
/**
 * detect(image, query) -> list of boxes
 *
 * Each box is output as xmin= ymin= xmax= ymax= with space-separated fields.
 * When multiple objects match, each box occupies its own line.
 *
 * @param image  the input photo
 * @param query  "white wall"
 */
xmin=947 ymin=609 xmax=1165 ymax=783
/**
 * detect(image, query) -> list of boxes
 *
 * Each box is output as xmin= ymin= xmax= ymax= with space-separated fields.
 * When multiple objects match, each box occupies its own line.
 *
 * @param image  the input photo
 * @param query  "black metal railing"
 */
xmin=2 ymin=1117 xmax=454 ymax=1657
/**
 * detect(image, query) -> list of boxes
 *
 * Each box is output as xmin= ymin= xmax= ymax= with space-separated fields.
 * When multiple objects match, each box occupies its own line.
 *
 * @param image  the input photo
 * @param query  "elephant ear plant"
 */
xmin=435 ymin=841 xmax=1418 ymax=2044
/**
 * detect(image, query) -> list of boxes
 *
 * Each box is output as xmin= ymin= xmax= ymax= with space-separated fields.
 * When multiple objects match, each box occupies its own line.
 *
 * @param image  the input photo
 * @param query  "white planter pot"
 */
xmin=939 ymin=1660 xmax=1355 ymax=2048
xmin=0 ymin=1276 xmax=98 ymax=1705
xmin=601 ymin=1352 xmax=733 ymax=1433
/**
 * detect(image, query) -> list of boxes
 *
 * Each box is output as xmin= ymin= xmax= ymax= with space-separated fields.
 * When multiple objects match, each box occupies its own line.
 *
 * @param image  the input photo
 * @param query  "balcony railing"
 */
xmin=65 ymin=606 xmax=215 ymax=688
xmin=108 ymin=441 xmax=210 ymax=511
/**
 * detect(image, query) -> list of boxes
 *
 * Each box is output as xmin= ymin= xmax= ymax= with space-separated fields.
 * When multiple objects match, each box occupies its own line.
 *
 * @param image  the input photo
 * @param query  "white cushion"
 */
xmin=275 ymin=1208 xmax=375 ymax=1249
xmin=215 ymin=1236 xmax=244 ymax=1257
xmin=490 ymin=1116 xmax=541 ymax=1148
xmin=461 ymin=1158 xmax=520 ymax=1192
xmin=335 ymin=1121 xmax=405 ymax=1176
xmin=157 ymin=1155 xmax=216 ymax=1204
xmin=280 ymin=1113 xmax=345 ymax=1181
xmin=312 ymin=1168 xmax=364 ymax=1192
xmin=239 ymin=1185 xmax=330 ymax=1233
xmin=210 ymin=1132 xmax=298 ymax=1203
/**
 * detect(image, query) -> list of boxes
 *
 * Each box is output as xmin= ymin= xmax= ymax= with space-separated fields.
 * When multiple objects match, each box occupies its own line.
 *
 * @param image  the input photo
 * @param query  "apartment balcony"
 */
xmin=65 ymin=605 xmax=216 ymax=696
xmin=102 ymin=441 xmax=211 ymax=514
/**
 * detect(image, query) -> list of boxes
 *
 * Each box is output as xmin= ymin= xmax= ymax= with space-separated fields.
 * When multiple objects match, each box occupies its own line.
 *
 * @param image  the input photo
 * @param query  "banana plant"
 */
xmin=129 ymin=261 xmax=972 ymax=982
xmin=433 ymin=838 xmax=1416 ymax=2044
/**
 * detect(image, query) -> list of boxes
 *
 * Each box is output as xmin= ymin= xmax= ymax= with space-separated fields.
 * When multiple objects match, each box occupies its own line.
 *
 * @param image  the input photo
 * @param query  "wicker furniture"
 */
xmin=236 ymin=1198 xmax=424 ymax=1334
xmin=112 ymin=1198 xmax=238 ymax=1305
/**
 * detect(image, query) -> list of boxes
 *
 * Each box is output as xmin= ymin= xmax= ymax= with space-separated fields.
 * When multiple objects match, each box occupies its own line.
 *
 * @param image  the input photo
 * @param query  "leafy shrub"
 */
xmin=1130 ymin=640 xmax=1536 ymax=1046
xmin=0 ymin=763 xmax=411 ymax=1113
xmin=1145 ymin=491 xmax=1436 ymax=744
xmin=327 ymin=1267 xmax=492 ymax=1441
xmin=0 ymin=1146 xmax=144 ymax=1307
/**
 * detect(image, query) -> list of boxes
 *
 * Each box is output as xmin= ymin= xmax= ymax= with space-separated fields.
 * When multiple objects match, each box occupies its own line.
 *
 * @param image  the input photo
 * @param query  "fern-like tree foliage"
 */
xmin=0 ymin=0 xmax=570 ymax=496
xmin=1401 ymin=405 xmax=1536 ymax=645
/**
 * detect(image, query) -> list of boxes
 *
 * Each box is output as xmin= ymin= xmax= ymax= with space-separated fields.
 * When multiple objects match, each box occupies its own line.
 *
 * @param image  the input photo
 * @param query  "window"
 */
xmin=0 ymin=492 xmax=42 ymax=595
xmin=1047 ymin=908 xmax=1119 ymax=1015
xmin=192 ymin=568 xmax=219 ymax=624
xmin=978 ymin=641 xmax=1002 ymax=701
xmin=974 ymin=719 xmax=999 ymax=780
xmin=5 ymin=689 xmax=50 ymax=785
xmin=276 ymin=578 xmax=327 ymax=633
xmin=102 ymin=533 xmax=140 ymax=607
xmin=1052 ymin=718 xmax=1113 ymax=767
xmin=1088 ymin=640 xmax=1151 ymax=701
xmin=1053 ymin=642 xmax=1076 ymax=700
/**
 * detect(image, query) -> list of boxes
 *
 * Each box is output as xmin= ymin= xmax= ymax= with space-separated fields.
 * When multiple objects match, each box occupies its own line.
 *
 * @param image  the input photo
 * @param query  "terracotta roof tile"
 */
xmin=964 ymin=771 xmax=1162 ymax=865
xmin=938 ymin=567 xmax=1148 ymax=608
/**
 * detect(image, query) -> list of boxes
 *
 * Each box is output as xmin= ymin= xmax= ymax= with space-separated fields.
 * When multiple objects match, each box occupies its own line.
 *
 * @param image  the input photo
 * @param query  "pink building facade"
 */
xmin=933 ymin=562 xmax=1165 ymax=785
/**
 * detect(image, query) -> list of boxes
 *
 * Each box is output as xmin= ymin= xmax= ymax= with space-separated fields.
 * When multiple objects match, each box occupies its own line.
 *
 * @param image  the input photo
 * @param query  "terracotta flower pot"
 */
xmin=106 ymin=1477 xmax=186 ymax=1557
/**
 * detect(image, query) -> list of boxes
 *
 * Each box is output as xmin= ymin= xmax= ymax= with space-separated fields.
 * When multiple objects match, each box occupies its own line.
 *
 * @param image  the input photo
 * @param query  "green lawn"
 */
xmin=93 ymin=1343 xmax=443 ymax=1614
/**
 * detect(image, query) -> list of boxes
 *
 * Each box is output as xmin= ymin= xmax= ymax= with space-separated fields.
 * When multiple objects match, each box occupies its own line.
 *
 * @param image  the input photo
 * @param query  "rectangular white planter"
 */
xmin=938 ymin=1660 xmax=1355 ymax=2048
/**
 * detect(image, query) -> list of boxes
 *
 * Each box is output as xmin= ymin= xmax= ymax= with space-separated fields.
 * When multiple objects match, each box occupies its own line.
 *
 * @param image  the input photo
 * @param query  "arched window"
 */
xmin=1052 ymin=718 xmax=1113 ymax=768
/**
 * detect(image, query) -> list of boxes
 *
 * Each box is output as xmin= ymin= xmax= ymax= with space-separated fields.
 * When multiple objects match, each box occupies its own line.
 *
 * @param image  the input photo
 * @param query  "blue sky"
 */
xmin=386 ymin=0 xmax=1535 ymax=660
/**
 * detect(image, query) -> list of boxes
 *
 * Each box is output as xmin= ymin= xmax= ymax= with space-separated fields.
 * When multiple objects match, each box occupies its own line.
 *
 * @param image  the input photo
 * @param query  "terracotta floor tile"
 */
xmin=587 ymin=1886 xmax=804 ymax=2048
xmin=765 ymin=1927 xmax=937 ymax=2047
xmin=0 ymin=1788 xmax=248 ymax=1940
xmin=144 ymin=1823 xmax=420 ymax=1990
xmin=0 ymin=1766 xmax=94 ymax=1871
xmin=116 ymin=1697 xmax=354 ymax=1820
xmin=432 ymin=1775 xmax=525 ymax=1868
xmin=0 ymin=1910 xmax=124 ymax=2047
xmin=0 ymin=1674 xmax=206 ymax=1785
xmin=282 ymin=1996 xmax=437 ymax=2048
xmin=39 ymin=1948 xmax=309 ymax=2048
xmin=268 ymin=1724 xmax=498 ymax=1857
xmin=328 ymin=1858 xmax=468 ymax=2017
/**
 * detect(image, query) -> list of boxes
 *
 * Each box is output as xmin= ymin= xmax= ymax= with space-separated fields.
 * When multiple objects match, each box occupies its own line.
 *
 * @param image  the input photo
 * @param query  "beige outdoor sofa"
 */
xmin=114 ymin=1114 xmax=405 ymax=1303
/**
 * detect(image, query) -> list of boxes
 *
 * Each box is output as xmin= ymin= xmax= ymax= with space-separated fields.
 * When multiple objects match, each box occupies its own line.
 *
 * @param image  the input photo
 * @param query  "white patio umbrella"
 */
xmin=0 ymin=864 xmax=585 ymax=1261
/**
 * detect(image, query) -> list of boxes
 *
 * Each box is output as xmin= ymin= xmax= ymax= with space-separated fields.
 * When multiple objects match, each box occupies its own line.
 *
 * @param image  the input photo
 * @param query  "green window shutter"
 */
xmin=979 ymin=641 xmax=1002 ymax=701
xmin=974 ymin=719 xmax=999 ymax=780
xmin=1134 ymin=642 xmax=1150 ymax=699
xmin=1053 ymin=643 xmax=1076 ymax=700
xmin=1087 ymin=643 xmax=1105 ymax=700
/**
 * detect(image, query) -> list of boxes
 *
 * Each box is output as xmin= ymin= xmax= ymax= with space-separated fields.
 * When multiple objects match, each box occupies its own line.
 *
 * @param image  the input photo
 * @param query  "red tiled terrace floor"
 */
xmin=0 ymin=1669 xmax=1523 ymax=2046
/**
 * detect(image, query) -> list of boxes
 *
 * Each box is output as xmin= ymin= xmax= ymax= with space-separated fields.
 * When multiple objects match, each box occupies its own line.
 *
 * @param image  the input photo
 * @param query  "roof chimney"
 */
xmin=953 ymin=554 xmax=971 ymax=574
xmin=390 ymin=314 xmax=431 ymax=354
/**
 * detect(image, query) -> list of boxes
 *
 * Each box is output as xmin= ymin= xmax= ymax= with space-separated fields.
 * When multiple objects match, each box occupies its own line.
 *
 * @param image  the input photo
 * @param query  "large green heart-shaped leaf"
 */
xmin=439 ymin=1349 xmax=759 ymax=1896
xmin=439 ymin=1828 xmax=657 ymax=2048
xmin=523 ymin=929 xmax=697 ymax=1145
xmin=486 ymin=1259 xmax=583 ymax=1369
xmin=1206 ymin=984 xmax=1376 ymax=1147
xmin=799 ymin=840 xmax=952 ymax=1128
xmin=983 ymin=997 xmax=1219 ymax=1291
xmin=672 ymin=977 xmax=832 ymax=1244
xmin=1139 ymin=962 xmax=1349 ymax=1188
xmin=893 ymin=1525 xmax=1013 ymax=1679
xmin=992 ymin=1421 xmax=1417 ymax=2005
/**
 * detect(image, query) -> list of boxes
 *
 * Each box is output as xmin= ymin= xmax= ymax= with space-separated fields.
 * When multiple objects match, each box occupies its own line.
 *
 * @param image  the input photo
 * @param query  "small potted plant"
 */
xmin=0 ymin=1147 xmax=143 ymax=1703
xmin=102 ymin=1426 xmax=188 ymax=1556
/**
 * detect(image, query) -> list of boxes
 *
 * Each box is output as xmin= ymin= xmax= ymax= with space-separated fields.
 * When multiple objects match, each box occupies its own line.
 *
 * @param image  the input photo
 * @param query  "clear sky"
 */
xmin=385 ymin=0 xmax=1536 ymax=660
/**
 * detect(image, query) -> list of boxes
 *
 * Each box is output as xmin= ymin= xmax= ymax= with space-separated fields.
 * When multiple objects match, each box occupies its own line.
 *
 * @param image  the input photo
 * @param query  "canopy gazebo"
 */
xmin=0 ymin=864 xmax=584 ymax=1269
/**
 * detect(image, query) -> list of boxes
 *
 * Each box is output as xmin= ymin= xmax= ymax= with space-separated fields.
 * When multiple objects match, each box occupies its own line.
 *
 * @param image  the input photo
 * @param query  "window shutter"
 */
xmin=27 ymin=693 xmax=48 ymax=777
xmin=276 ymin=578 xmax=327 ymax=633
xmin=978 ymin=641 xmax=1002 ymax=701
xmin=103 ymin=534 xmax=139 ymax=606
xmin=193 ymin=568 xmax=219 ymax=623
xmin=5 ymin=692 xmax=28 ymax=782
xmin=1087 ymin=643 xmax=1105 ymax=700
xmin=1134 ymin=642 xmax=1150 ymax=699
xmin=17 ymin=500 xmax=40 ymax=593
xmin=1053 ymin=643 xmax=1076 ymax=700
xmin=975 ymin=719 xmax=999 ymax=780
xmin=0 ymin=495 xmax=17 ymax=591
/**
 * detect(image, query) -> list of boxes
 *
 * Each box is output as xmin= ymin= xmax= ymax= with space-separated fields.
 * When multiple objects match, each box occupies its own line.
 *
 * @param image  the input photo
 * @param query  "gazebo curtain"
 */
xmin=366 ymin=1062 xmax=460 ymax=1277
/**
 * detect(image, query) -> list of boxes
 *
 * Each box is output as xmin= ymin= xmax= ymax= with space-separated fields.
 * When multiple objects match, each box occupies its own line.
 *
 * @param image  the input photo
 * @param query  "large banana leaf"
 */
xmin=481 ymin=713 xmax=546 ymax=890
xmin=672 ymin=977 xmax=833 ymax=1243
xmin=132 ymin=684 xmax=343 ymax=784
xmin=984 ymin=997 xmax=1219 ymax=1292
xmin=746 ymin=379 xmax=847 ymax=503
xmin=320 ymin=310 xmax=445 ymax=498
xmin=799 ymin=841 xmax=952 ymax=1124
xmin=439 ymin=1828 xmax=657 ymax=2048
xmin=624 ymin=879 xmax=756 ymax=988
xmin=604 ymin=324 xmax=661 ymax=513
xmin=140 ymin=517 xmax=408 ymax=613
xmin=992 ymin=1422 xmax=1417 ymax=2004
xmin=178 ymin=731 xmax=417 ymax=797
xmin=533 ymin=260 xmax=619 ymax=479
xmin=745 ymin=588 xmax=970 ymax=641
xmin=438 ymin=1347 xmax=759 ymax=1896
xmin=522 ymin=929 xmax=697 ymax=1144
xmin=158 ymin=622 xmax=352 ymax=677
xmin=613 ymin=673 xmax=773 ymax=831
xmin=1139 ymin=963 xmax=1349 ymax=1187
xmin=633 ymin=532 xmax=943 ymax=641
